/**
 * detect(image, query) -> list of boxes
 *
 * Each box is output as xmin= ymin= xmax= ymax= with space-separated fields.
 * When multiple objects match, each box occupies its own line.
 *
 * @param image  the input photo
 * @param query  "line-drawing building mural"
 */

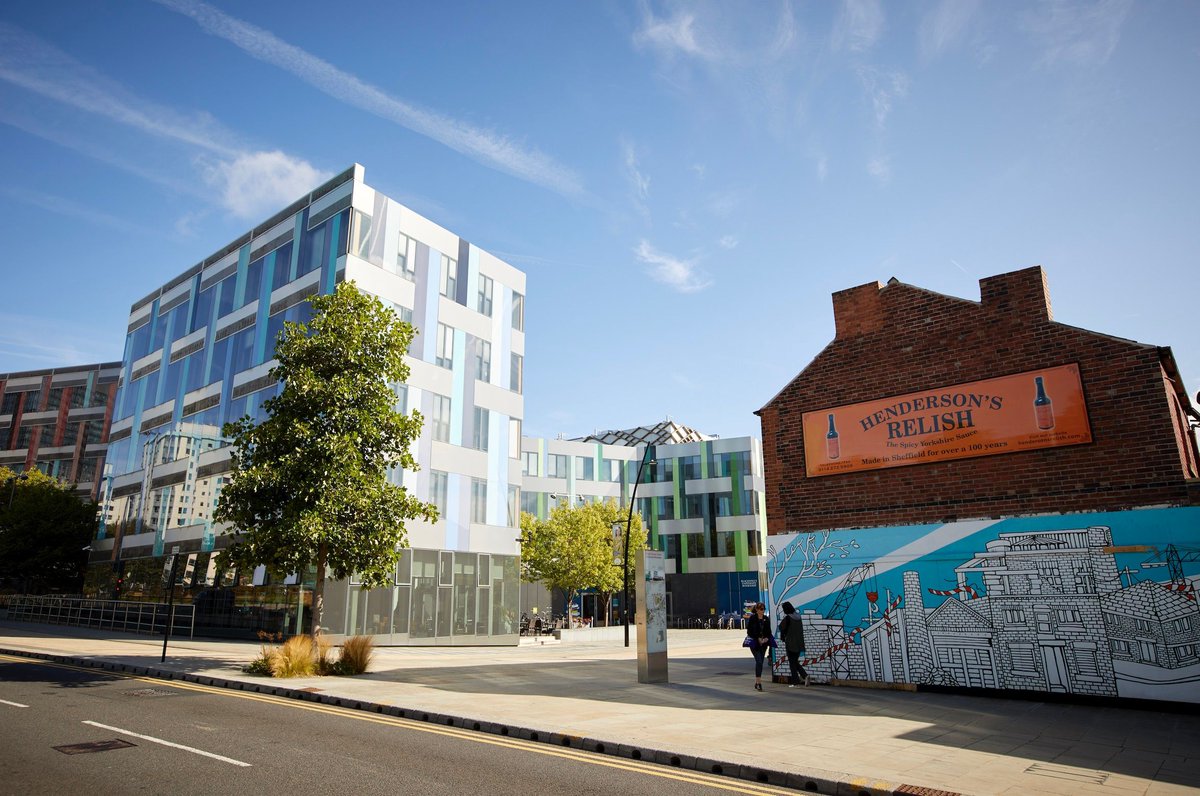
xmin=766 ymin=507 xmax=1200 ymax=705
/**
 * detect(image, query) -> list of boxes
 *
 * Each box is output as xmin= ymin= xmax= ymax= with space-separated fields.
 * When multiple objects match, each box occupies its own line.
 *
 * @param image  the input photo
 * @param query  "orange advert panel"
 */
xmin=802 ymin=364 xmax=1092 ymax=477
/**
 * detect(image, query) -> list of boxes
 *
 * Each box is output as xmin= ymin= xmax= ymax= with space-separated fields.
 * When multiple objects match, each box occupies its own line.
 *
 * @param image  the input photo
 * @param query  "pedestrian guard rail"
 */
xmin=5 ymin=596 xmax=195 ymax=638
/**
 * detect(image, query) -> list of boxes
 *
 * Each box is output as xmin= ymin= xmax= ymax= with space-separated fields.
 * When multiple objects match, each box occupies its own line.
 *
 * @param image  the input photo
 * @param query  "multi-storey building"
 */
xmin=90 ymin=164 xmax=525 ymax=645
xmin=0 ymin=362 xmax=120 ymax=499
xmin=520 ymin=421 xmax=766 ymax=620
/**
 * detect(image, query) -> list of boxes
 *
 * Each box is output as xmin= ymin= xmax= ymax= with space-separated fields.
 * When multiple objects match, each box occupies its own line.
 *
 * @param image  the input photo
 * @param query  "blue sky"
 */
xmin=1 ymin=1 xmax=1197 ymax=440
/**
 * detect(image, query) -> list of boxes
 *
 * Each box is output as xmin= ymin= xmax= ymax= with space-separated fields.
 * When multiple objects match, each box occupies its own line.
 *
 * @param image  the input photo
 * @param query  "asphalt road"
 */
xmin=0 ymin=654 xmax=797 ymax=796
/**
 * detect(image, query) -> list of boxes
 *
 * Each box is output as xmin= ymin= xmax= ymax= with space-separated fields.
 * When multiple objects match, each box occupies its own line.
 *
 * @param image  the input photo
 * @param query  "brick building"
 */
xmin=757 ymin=266 xmax=1199 ymax=533
xmin=0 ymin=362 xmax=120 ymax=500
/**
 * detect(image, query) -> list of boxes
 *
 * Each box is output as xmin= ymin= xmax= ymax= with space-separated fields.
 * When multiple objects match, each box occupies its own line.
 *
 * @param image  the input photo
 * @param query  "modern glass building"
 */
xmin=90 ymin=164 xmax=525 ymax=645
xmin=0 ymin=362 xmax=120 ymax=500
xmin=520 ymin=421 xmax=766 ymax=622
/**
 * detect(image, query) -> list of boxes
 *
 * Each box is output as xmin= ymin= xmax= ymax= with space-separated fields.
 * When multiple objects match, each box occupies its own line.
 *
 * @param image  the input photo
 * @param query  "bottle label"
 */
xmin=1035 ymin=404 xmax=1055 ymax=430
xmin=826 ymin=436 xmax=840 ymax=460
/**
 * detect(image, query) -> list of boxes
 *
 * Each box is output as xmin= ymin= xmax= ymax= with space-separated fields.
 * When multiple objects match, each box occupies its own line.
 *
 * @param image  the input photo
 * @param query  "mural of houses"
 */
xmin=767 ymin=509 xmax=1200 ymax=705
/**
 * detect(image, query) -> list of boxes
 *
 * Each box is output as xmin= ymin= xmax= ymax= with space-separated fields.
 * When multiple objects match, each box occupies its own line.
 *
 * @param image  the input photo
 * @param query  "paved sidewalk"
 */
xmin=1 ymin=620 xmax=1198 ymax=796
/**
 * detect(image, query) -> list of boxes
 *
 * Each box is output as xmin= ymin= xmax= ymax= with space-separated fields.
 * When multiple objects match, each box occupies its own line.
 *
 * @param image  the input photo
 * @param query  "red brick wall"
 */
xmin=758 ymin=267 xmax=1200 ymax=534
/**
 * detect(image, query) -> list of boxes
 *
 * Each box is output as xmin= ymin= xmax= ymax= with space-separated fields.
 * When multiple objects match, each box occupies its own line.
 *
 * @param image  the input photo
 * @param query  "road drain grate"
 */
xmin=54 ymin=739 xmax=136 ymax=755
xmin=123 ymin=688 xmax=177 ymax=698
xmin=1024 ymin=762 xmax=1108 ymax=785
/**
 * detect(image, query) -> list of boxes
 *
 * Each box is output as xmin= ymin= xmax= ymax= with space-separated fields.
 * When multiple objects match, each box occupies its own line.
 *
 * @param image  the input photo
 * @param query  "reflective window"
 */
xmin=440 ymin=255 xmax=458 ymax=299
xmin=472 ymin=407 xmax=489 ymax=451
xmin=575 ymin=456 xmax=594 ymax=481
xmin=430 ymin=470 xmax=448 ymax=516
xmin=431 ymin=394 xmax=451 ymax=442
xmin=435 ymin=324 xmax=454 ymax=368
xmin=600 ymin=458 xmax=622 ymax=482
xmin=243 ymin=258 xmax=264 ymax=308
xmin=512 ymin=292 xmax=524 ymax=331
xmin=521 ymin=451 xmax=538 ymax=476
xmin=510 ymin=353 xmax=522 ymax=394
xmin=271 ymin=242 xmax=295 ymax=291
xmin=507 ymin=485 xmax=519 ymax=526
xmin=190 ymin=286 xmax=214 ymax=334
xmin=546 ymin=454 xmax=568 ymax=478
xmin=477 ymin=275 xmax=493 ymax=317
xmin=216 ymin=274 xmax=237 ymax=318
xmin=470 ymin=478 xmax=487 ymax=524
xmin=397 ymin=233 xmax=416 ymax=281
xmin=475 ymin=341 xmax=491 ymax=383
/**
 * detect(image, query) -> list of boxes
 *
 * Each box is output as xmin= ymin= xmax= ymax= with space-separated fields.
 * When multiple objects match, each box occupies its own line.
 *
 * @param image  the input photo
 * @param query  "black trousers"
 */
xmin=786 ymin=649 xmax=809 ymax=683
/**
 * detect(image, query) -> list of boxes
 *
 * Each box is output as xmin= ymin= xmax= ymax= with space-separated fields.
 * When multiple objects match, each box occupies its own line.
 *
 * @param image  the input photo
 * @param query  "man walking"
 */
xmin=779 ymin=601 xmax=810 ymax=687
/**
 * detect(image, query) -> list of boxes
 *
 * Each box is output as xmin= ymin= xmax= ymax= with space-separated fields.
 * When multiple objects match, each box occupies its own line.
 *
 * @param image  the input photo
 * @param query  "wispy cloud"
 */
xmin=1023 ymin=0 xmax=1132 ymax=67
xmin=633 ymin=10 xmax=710 ymax=60
xmin=0 ymin=312 xmax=121 ymax=368
xmin=856 ymin=65 xmax=910 ymax=129
xmin=816 ymin=155 xmax=829 ymax=182
xmin=867 ymin=156 xmax=891 ymax=183
xmin=0 ymin=186 xmax=160 ymax=236
xmin=201 ymin=151 xmax=329 ymax=221
xmin=718 ymin=235 xmax=738 ymax=250
xmin=635 ymin=240 xmax=712 ymax=293
xmin=833 ymin=0 xmax=885 ymax=53
xmin=153 ymin=0 xmax=583 ymax=198
xmin=919 ymin=0 xmax=981 ymax=61
xmin=622 ymin=140 xmax=651 ymax=220
xmin=0 ymin=22 xmax=328 ymax=221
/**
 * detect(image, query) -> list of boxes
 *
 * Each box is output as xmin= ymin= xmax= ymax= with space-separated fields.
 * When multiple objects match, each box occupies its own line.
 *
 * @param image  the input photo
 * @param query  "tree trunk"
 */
xmin=313 ymin=544 xmax=327 ymax=637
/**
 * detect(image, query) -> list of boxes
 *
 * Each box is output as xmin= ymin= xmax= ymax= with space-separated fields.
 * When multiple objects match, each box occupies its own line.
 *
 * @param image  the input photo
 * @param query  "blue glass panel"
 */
xmin=217 ymin=274 xmax=237 ymax=318
xmin=162 ymin=357 xmax=183 ymax=400
xmin=191 ymin=287 xmax=214 ymax=333
xmin=271 ymin=242 xmax=294 ymax=291
xmin=143 ymin=369 xmax=160 ymax=406
xmin=230 ymin=327 xmax=256 ymax=373
xmin=150 ymin=313 xmax=167 ymax=353
xmin=243 ymin=258 xmax=264 ymax=308
xmin=208 ymin=337 xmax=231 ymax=386
xmin=298 ymin=223 xmax=327 ymax=278
xmin=183 ymin=351 xmax=206 ymax=393
xmin=128 ymin=325 xmax=149 ymax=361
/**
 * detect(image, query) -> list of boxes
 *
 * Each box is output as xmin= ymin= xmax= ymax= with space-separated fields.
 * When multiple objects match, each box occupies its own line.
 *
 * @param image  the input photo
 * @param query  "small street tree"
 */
xmin=214 ymin=282 xmax=437 ymax=635
xmin=518 ymin=499 xmax=646 ymax=626
xmin=0 ymin=466 xmax=98 ymax=593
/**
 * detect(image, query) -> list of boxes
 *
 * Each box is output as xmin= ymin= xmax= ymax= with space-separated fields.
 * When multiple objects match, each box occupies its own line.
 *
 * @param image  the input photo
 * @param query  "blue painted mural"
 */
xmin=765 ymin=507 xmax=1200 ymax=704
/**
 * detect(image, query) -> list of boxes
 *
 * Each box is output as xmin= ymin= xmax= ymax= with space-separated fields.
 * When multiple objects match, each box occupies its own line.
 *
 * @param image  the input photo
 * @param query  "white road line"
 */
xmin=82 ymin=721 xmax=251 ymax=767
xmin=0 ymin=698 xmax=29 ymax=708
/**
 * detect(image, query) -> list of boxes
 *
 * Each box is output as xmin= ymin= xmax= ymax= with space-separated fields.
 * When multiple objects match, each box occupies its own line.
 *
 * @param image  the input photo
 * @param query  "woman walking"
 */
xmin=779 ymin=601 xmax=810 ymax=687
xmin=745 ymin=602 xmax=773 ymax=691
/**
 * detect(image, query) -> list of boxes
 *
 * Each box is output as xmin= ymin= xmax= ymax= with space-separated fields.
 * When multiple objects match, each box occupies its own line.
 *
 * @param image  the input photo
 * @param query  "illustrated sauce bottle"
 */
xmin=826 ymin=413 xmax=841 ymax=459
xmin=1033 ymin=376 xmax=1055 ymax=430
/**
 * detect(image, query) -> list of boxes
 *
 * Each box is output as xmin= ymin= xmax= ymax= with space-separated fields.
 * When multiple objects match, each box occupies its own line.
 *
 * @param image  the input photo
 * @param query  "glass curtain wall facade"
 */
xmin=90 ymin=164 xmax=525 ymax=646
xmin=520 ymin=429 xmax=767 ymax=620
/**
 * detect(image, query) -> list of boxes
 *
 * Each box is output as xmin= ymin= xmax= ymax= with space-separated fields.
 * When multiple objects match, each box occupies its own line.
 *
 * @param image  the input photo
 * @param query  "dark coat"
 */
xmin=746 ymin=614 xmax=771 ymax=647
xmin=779 ymin=612 xmax=806 ymax=653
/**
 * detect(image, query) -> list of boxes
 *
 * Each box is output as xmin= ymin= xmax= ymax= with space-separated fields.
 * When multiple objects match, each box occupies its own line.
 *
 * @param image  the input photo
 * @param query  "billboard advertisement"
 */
xmin=802 ymin=364 xmax=1092 ymax=477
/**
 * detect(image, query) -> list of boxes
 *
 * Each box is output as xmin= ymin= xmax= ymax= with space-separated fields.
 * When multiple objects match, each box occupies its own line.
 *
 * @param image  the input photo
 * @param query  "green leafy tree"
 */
xmin=0 ymin=466 xmax=98 ymax=593
xmin=518 ymin=499 xmax=646 ymax=626
xmin=214 ymin=282 xmax=437 ymax=635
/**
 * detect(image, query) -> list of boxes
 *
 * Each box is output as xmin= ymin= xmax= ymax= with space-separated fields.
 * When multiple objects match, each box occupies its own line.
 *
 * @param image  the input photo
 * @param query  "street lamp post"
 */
xmin=6 ymin=471 xmax=29 ymax=509
xmin=622 ymin=446 xmax=655 ymax=648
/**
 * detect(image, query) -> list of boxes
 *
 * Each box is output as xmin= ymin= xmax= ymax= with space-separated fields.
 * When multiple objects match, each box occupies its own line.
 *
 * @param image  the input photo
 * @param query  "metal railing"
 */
xmin=5 ymin=596 xmax=195 ymax=638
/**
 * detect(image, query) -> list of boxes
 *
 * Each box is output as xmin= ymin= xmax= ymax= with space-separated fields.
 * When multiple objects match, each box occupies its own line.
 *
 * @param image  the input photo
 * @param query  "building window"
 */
xmin=397 ymin=233 xmax=415 ymax=281
xmin=546 ymin=454 xmax=568 ymax=478
xmin=1073 ymin=643 xmax=1101 ymax=679
xmin=510 ymin=353 xmax=522 ymax=394
xmin=1135 ymin=618 xmax=1153 ymax=633
xmin=509 ymin=418 xmax=520 ymax=460
xmin=477 ymin=274 xmax=493 ymax=317
xmin=1173 ymin=643 xmax=1198 ymax=662
xmin=512 ymin=292 xmax=524 ymax=331
xmin=393 ymin=383 xmax=408 ymax=415
xmin=507 ymin=485 xmax=519 ymax=526
xmin=575 ymin=456 xmax=594 ymax=481
xmin=600 ymin=458 xmax=621 ymax=482
xmin=522 ymin=451 xmax=539 ymax=476
xmin=475 ymin=341 xmax=491 ymax=383
xmin=394 ymin=304 xmax=418 ymax=356
xmin=679 ymin=455 xmax=702 ymax=480
xmin=470 ymin=478 xmax=487 ymax=524
xmin=430 ymin=470 xmax=448 ymax=516
xmin=1110 ymin=638 xmax=1132 ymax=656
xmin=431 ymin=394 xmax=451 ymax=442
xmin=440 ymin=255 xmax=458 ymax=299
xmin=1171 ymin=617 xmax=1192 ymax=633
xmin=1009 ymin=644 xmax=1038 ymax=675
xmin=435 ymin=324 xmax=454 ymax=369
xmin=1002 ymin=608 xmax=1025 ymax=626
xmin=472 ymin=407 xmax=489 ymax=451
